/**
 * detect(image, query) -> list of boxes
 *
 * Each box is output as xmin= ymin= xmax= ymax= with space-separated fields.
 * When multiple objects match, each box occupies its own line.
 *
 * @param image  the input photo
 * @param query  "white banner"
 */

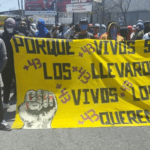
xmin=66 ymin=3 xmax=92 ymax=13
xmin=25 ymin=11 xmax=57 ymax=15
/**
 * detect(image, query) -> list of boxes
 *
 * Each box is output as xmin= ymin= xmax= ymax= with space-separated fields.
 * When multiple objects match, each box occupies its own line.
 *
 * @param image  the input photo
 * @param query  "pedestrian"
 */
xmin=36 ymin=19 xmax=52 ymax=38
xmin=73 ymin=17 xmax=94 ymax=39
xmin=99 ymin=24 xmax=106 ymax=37
xmin=52 ymin=23 xmax=61 ymax=38
xmin=93 ymin=23 xmax=100 ymax=39
xmin=0 ymin=18 xmax=23 ymax=109
xmin=143 ymin=21 xmax=150 ymax=34
xmin=130 ymin=25 xmax=136 ymax=39
xmin=143 ymin=21 xmax=150 ymax=40
xmin=127 ymin=25 xmax=132 ymax=40
xmin=0 ymin=38 xmax=11 ymax=131
xmin=58 ymin=24 xmax=69 ymax=39
xmin=87 ymin=24 xmax=94 ymax=34
xmin=131 ymin=22 xmax=144 ymax=40
xmin=18 ymin=21 xmax=35 ymax=37
xmin=99 ymin=22 xmax=124 ymax=41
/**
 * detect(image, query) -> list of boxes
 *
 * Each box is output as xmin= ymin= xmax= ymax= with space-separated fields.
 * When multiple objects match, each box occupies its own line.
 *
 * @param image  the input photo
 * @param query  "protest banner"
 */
xmin=11 ymin=36 xmax=150 ymax=129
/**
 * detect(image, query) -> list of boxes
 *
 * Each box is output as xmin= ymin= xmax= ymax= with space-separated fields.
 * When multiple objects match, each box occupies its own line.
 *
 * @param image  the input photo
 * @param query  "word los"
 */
xmin=92 ymin=61 xmax=150 ymax=79
xmin=43 ymin=63 xmax=71 ymax=80
xmin=132 ymin=85 xmax=150 ymax=101
xmin=13 ymin=37 xmax=74 ymax=56
xmin=99 ymin=110 xmax=150 ymax=125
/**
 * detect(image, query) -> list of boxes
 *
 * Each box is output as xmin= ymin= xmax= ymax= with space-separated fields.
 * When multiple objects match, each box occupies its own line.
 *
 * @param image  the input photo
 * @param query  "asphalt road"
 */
xmin=0 ymin=30 xmax=150 ymax=150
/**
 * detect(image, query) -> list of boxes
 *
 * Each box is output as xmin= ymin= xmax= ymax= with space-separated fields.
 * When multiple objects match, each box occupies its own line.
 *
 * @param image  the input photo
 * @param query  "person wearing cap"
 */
xmin=137 ymin=20 xmax=143 ymax=24
xmin=131 ymin=22 xmax=144 ymax=40
xmin=87 ymin=24 xmax=94 ymax=34
xmin=93 ymin=23 xmax=100 ymax=39
xmin=130 ymin=25 xmax=136 ymax=39
xmin=99 ymin=22 xmax=124 ymax=41
xmin=73 ymin=17 xmax=94 ymax=39
xmin=99 ymin=24 xmax=106 ymax=38
xmin=0 ymin=18 xmax=24 ymax=109
xmin=127 ymin=25 xmax=132 ymax=40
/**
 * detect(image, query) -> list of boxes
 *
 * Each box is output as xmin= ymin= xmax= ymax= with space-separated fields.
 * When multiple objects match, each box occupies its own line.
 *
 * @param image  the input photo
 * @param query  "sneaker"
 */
xmin=2 ymin=103 xmax=10 ymax=109
xmin=0 ymin=120 xmax=12 ymax=131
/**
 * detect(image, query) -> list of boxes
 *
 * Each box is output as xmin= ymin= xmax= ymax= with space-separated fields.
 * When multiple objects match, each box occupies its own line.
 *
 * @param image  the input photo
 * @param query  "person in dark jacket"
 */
xmin=131 ymin=22 xmax=144 ymax=40
xmin=36 ymin=19 xmax=51 ymax=38
xmin=0 ymin=18 xmax=23 ymax=109
xmin=73 ymin=17 xmax=94 ymax=39
xmin=0 ymin=38 xmax=11 ymax=131
xmin=18 ymin=21 xmax=35 ymax=37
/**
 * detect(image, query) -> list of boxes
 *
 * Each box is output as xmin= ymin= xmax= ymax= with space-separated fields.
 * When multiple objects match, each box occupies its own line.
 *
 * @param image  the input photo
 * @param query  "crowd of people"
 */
xmin=0 ymin=16 xmax=150 ymax=131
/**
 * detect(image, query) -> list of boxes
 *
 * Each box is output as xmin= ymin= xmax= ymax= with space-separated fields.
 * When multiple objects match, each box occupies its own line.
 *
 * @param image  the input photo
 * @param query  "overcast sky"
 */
xmin=0 ymin=0 xmax=24 ymax=12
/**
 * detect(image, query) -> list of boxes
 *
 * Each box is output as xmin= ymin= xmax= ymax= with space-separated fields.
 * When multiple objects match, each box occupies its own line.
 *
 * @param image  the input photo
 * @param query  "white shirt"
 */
xmin=143 ymin=32 xmax=150 ymax=40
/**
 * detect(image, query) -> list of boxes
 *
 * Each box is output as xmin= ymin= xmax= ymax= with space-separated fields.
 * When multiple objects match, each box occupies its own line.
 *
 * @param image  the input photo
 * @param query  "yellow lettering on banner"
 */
xmin=10 ymin=36 xmax=150 ymax=129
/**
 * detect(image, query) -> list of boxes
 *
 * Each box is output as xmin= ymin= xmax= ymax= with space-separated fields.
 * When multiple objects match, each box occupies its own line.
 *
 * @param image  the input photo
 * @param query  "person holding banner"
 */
xmin=0 ymin=18 xmax=24 ymax=109
xmin=0 ymin=38 xmax=11 ymax=131
xmin=18 ymin=21 xmax=35 ymax=37
xmin=93 ymin=23 xmax=100 ymax=39
xmin=73 ymin=17 xmax=94 ymax=39
xmin=99 ymin=22 xmax=124 ymax=41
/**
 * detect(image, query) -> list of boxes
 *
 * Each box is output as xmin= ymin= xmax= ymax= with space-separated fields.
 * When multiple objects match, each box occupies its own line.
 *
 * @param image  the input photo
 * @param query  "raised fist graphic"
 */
xmin=18 ymin=90 xmax=57 ymax=129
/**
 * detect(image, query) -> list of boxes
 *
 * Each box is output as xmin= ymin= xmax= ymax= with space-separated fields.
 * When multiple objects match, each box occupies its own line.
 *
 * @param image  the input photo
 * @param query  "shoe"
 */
xmin=0 ymin=121 xmax=12 ymax=131
xmin=2 ymin=103 xmax=10 ymax=109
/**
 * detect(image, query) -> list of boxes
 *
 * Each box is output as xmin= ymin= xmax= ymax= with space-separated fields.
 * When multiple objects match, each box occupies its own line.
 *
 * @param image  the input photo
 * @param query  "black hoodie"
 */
xmin=0 ymin=23 xmax=24 ymax=68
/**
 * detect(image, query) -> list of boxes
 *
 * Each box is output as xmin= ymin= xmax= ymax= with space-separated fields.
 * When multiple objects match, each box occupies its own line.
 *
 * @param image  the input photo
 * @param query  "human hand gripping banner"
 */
xmin=11 ymin=36 xmax=150 ymax=129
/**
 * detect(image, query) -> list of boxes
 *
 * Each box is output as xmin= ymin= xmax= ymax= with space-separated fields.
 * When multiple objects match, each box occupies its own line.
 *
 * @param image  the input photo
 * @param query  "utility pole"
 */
xmin=102 ymin=0 xmax=105 ymax=24
xmin=18 ymin=0 xmax=20 ymax=10
xmin=21 ymin=0 xmax=23 ymax=18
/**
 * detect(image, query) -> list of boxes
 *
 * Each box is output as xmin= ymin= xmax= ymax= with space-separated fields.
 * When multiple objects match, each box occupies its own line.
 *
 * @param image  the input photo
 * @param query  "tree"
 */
xmin=113 ymin=0 xmax=132 ymax=26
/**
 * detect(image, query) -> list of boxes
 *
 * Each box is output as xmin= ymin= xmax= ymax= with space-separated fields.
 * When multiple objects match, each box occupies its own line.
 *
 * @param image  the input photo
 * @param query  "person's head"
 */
xmin=93 ymin=23 xmax=100 ymax=34
xmin=137 ymin=20 xmax=143 ymax=24
xmin=62 ymin=24 xmax=69 ymax=32
xmin=37 ymin=19 xmax=46 ymax=30
xmin=136 ymin=22 xmax=144 ymax=31
xmin=144 ymin=21 xmax=150 ymax=33
xmin=100 ymin=24 xmax=106 ymax=34
xmin=87 ymin=23 xmax=93 ymax=33
xmin=132 ymin=25 xmax=136 ymax=32
xmin=79 ymin=17 xmax=88 ymax=32
xmin=75 ymin=23 xmax=80 ymax=32
xmin=127 ymin=25 xmax=132 ymax=33
xmin=4 ymin=18 xmax=16 ymax=34
xmin=19 ymin=21 xmax=28 ymax=34
xmin=108 ymin=22 xmax=119 ymax=40
xmin=31 ymin=23 xmax=37 ymax=30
